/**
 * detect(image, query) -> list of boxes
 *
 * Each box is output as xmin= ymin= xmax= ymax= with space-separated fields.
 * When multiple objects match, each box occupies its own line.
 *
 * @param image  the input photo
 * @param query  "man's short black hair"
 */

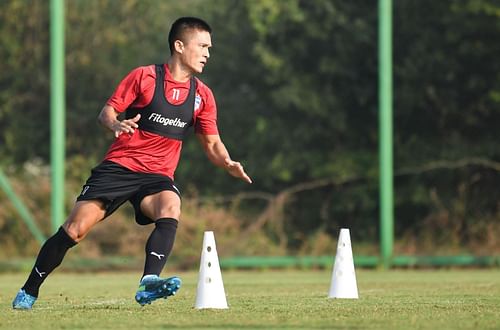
xmin=168 ymin=17 xmax=212 ymax=55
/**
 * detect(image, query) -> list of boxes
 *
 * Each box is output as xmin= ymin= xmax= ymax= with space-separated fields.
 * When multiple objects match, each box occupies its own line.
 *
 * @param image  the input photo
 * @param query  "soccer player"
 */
xmin=13 ymin=16 xmax=252 ymax=309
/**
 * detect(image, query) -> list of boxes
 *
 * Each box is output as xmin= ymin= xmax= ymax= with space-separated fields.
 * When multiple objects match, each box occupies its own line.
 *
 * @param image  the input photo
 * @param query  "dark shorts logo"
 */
xmin=81 ymin=185 xmax=90 ymax=196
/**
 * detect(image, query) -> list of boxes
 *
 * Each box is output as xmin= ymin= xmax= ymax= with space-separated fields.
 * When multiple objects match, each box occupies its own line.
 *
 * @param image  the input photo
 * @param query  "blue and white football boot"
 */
xmin=12 ymin=289 xmax=37 ymax=310
xmin=135 ymin=275 xmax=181 ymax=306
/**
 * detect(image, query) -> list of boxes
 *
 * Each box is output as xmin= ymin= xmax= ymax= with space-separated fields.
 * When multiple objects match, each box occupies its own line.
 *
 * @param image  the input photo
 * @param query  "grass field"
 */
xmin=1 ymin=269 xmax=499 ymax=329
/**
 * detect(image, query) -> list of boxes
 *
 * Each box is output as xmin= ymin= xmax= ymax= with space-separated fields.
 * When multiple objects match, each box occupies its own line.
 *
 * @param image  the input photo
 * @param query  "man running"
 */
xmin=13 ymin=16 xmax=251 ymax=309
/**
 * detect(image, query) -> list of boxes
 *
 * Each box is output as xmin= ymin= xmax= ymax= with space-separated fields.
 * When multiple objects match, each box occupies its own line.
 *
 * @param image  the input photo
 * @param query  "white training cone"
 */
xmin=328 ymin=228 xmax=359 ymax=299
xmin=194 ymin=231 xmax=228 ymax=309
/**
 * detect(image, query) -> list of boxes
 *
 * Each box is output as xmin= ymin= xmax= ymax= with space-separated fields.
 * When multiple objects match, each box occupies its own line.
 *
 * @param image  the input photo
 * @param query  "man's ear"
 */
xmin=174 ymin=40 xmax=184 ymax=54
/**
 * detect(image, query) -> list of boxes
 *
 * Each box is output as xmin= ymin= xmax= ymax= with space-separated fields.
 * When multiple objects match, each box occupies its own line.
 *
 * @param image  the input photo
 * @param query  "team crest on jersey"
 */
xmin=194 ymin=95 xmax=202 ymax=111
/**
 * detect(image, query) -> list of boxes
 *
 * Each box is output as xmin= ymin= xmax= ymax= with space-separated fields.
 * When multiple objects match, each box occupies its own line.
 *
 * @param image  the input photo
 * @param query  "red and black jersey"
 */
xmin=103 ymin=64 xmax=218 ymax=179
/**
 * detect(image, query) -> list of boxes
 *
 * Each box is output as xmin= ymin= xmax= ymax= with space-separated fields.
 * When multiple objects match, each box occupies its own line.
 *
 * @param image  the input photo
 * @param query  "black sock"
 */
xmin=22 ymin=227 xmax=77 ymax=297
xmin=142 ymin=218 xmax=178 ymax=278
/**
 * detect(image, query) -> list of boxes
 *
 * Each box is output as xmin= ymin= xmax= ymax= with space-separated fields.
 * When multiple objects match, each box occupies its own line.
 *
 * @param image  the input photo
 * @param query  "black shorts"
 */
xmin=76 ymin=160 xmax=180 ymax=225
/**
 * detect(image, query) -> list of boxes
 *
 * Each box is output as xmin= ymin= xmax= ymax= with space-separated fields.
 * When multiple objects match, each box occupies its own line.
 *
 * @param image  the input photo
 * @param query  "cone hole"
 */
xmin=207 ymin=246 xmax=212 ymax=252
xmin=208 ymin=262 xmax=212 ymax=267
xmin=206 ymin=277 xmax=212 ymax=283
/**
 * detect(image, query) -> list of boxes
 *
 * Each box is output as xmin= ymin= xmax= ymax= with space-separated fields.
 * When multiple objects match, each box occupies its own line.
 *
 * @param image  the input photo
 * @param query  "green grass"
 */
xmin=1 ymin=269 xmax=499 ymax=329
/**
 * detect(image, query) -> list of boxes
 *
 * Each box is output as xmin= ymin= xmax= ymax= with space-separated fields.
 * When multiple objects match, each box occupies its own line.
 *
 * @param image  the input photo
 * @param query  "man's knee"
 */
xmin=62 ymin=201 xmax=105 ymax=242
xmin=62 ymin=222 xmax=87 ymax=242
xmin=156 ymin=203 xmax=181 ymax=220
xmin=152 ymin=201 xmax=181 ymax=220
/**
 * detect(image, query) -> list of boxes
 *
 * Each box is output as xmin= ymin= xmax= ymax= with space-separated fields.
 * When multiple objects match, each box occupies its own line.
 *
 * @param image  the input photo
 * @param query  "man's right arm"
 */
xmin=98 ymin=66 xmax=148 ymax=137
xmin=97 ymin=105 xmax=141 ymax=138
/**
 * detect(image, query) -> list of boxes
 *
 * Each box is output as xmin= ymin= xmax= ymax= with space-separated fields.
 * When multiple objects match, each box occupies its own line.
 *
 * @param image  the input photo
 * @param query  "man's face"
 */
xmin=177 ymin=29 xmax=212 ymax=74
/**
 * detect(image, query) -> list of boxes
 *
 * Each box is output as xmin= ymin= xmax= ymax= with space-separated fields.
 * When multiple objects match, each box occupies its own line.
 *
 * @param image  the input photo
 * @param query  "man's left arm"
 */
xmin=196 ymin=134 xmax=252 ymax=184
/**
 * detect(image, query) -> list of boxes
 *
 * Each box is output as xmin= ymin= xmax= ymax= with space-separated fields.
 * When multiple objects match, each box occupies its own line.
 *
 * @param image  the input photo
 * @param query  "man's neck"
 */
xmin=166 ymin=58 xmax=192 ymax=82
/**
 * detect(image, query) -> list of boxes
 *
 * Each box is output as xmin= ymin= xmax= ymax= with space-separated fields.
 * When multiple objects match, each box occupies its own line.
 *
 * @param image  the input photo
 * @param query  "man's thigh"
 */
xmin=130 ymin=177 xmax=181 ymax=225
xmin=140 ymin=191 xmax=181 ymax=220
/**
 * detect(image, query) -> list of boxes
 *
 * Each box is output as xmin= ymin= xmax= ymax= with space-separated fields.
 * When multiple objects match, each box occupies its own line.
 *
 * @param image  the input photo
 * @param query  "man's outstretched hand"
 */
xmin=224 ymin=158 xmax=252 ymax=184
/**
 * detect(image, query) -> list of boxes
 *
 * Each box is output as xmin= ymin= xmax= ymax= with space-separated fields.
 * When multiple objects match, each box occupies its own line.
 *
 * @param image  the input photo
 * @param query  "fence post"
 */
xmin=50 ymin=0 xmax=66 ymax=232
xmin=378 ymin=0 xmax=394 ymax=268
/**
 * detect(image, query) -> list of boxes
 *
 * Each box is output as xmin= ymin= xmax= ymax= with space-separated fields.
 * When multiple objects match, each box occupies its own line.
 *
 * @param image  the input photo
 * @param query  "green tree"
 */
xmin=0 ymin=0 xmax=50 ymax=164
xmin=1 ymin=0 xmax=498 ymax=253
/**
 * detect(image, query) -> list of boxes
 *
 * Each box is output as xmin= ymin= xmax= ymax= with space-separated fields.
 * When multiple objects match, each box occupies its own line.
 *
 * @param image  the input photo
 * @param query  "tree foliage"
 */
xmin=1 ymin=0 xmax=499 ymax=252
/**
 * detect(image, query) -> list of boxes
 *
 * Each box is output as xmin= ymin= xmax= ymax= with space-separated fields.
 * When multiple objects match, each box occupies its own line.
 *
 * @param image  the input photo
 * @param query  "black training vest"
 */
xmin=125 ymin=64 xmax=196 ymax=141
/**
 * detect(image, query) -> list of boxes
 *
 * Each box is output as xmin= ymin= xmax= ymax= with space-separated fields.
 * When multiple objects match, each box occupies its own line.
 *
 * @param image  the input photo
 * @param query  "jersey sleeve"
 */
xmin=194 ymin=82 xmax=219 ymax=135
xmin=106 ymin=67 xmax=146 ymax=113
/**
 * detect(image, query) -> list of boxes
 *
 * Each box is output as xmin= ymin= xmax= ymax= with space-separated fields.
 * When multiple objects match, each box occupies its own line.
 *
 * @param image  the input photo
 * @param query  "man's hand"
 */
xmin=112 ymin=114 xmax=141 ymax=137
xmin=196 ymin=134 xmax=252 ymax=184
xmin=224 ymin=158 xmax=252 ymax=184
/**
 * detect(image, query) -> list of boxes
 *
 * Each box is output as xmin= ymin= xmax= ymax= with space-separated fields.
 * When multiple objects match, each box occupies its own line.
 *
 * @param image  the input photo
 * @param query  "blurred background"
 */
xmin=0 ymin=0 xmax=499 ymax=270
